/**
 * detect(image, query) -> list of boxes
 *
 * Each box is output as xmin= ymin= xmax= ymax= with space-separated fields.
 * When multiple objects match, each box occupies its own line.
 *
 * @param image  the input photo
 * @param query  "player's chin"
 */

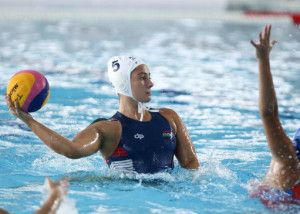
xmin=143 ymin=95 xmax=151 ymax=103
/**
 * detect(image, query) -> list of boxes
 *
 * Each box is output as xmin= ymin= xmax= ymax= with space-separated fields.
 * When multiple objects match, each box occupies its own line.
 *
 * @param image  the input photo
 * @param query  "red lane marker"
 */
xmin=244 ymin=11 xmax=300 ymax=25
xmin=292 ymin=14 xmax=300 ymax=24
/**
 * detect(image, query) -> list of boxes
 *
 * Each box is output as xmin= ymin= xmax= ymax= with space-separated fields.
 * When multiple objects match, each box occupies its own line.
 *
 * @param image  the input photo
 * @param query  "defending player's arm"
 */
xmin=251 ymin=25 xmax=297 ymax=166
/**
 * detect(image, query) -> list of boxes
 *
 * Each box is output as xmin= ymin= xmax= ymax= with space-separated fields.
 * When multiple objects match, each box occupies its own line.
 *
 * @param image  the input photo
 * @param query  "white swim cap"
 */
xmin=107 ymin=56 xmax=148 ymax=121
xmin=107 ymin=56 xmax=145 ymax=98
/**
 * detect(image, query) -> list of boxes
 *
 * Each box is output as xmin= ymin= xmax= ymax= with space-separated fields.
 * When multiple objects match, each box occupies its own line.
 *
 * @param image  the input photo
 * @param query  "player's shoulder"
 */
xmin=89 ymin=117 xmax=121 ymax=134
xmin=157 ymin=107 xmax=179 ymax=118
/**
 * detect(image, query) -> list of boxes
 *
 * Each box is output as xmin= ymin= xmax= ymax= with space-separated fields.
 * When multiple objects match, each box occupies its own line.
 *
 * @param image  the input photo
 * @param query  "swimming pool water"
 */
xmin=1 ymin=19 xmax=300 ymax=213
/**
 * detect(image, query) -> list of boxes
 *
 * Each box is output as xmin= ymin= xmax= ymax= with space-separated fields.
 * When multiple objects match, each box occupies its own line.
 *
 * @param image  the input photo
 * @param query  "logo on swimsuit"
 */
xmin=134 ymin=133 xmax=144 ymax=140
xmin=162 ymin=130 xmax=174 ymax=139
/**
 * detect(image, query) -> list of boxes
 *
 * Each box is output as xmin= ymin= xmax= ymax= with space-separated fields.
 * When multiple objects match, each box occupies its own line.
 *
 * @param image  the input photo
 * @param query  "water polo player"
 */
xmin=6 ymin=56 xmax=199 ymax=174
xmin=251 ymin=25 xmax=300 ymax=201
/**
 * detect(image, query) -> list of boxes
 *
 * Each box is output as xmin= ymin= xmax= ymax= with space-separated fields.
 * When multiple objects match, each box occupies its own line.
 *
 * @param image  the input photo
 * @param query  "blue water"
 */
xmin=1 ymin=19 xmax=300 ymax=213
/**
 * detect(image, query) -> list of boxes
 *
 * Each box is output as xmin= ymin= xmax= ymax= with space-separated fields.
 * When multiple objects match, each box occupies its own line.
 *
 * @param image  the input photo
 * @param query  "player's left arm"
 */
xmin=160 ymin=108 xmax=199 ymax=169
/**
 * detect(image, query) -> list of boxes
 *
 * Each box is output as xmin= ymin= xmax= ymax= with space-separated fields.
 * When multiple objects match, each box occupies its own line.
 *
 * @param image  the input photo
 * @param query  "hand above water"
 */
xmin=251 ymin=24 xmax=277 ymax=60
xmin=5 ymin=93 xmax=33 ymax=124
xmin=35 ymin=177 xmax=69 ymax=214
xmin=46 ymin=177 xmax=69 ymax=200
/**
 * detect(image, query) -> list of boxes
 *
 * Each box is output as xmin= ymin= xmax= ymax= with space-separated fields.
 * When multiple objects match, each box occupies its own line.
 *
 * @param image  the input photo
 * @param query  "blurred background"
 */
xmin=0 ymin=0 xmax=299 ymax=24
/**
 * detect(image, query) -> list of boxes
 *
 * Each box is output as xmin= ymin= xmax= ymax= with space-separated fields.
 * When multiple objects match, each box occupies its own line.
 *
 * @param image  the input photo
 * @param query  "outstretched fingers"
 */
xmin=250 ymin=40 xmax=258 ymax=48
xmin=5 ymin=93 xmax=16 ymax=115
xmin=46 ymin=177 xmax=69 ymax=197
xmin=251 ymin=24 xmax=276 ymax=59
xmin=261 ymin=25 xmax=269 ymax=45
xmin=266 ymin=25 xmax=272 ymax=41
xmin=271 ymin=40 xmax=277 ymax=48
xmin=5 ymin=92 xmax=32 ymax=122
xmin=59 ymin=178 xmax=70 ymax=195
xmin=256 ymin=25 xmax=272 ymax=46
xmin=259 ymin=32 xmax=263 ymax=45
xmin=266 ymin=25 xmax=272 ymax=44
xmin=14 ymin=100 xmax=23 ymax=116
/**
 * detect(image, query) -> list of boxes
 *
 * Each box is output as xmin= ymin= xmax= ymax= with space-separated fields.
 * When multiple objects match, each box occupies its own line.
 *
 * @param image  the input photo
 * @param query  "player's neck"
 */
xmin=119 ymin=96 xmax=150 ymax=121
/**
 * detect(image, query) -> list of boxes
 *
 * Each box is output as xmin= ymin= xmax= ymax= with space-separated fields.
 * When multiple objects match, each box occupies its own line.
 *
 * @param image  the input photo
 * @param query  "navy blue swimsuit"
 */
xmin=292 ymin=128 xmax=300 ymax=160
xmin=105 ymin=111 xmax=176 ymax=174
